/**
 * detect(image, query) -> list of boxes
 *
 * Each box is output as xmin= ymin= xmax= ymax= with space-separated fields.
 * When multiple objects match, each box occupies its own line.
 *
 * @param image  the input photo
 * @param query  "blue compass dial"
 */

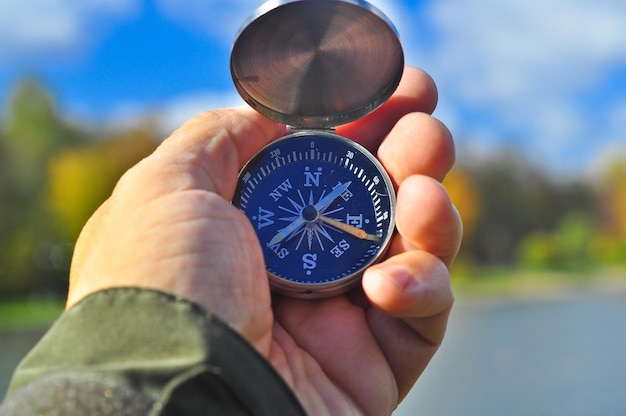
xmin=233 ymin=131 xmax=396 ymax=298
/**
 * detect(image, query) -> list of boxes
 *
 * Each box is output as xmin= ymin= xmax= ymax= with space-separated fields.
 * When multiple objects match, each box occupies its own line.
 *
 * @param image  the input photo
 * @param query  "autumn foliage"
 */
xmin=0 ymin=81 xmax=158 ymax=298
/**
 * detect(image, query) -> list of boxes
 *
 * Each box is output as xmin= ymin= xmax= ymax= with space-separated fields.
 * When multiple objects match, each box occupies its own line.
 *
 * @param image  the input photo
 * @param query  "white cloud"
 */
xmin=418 ymin=0 xmax=626 ymax=173
xmin=155 ymin=0 xmax=258 ymax=42
xmin=0 ymin=0 xmax=140 ymax=63
xmin=158 ymin=91 xmax=245 ymax=133
xmin=428 ymin=0 xmax=626 ymax=102
xmin=155 ymin=0 xmax=412 ymax=48
xmin=83 ymin=90 xmax=245 ymax=134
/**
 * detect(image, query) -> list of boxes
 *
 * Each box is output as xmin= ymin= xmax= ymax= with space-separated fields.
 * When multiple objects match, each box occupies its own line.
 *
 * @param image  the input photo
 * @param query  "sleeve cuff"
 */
xmin=6 ymin=288 xmax=305 ymax=415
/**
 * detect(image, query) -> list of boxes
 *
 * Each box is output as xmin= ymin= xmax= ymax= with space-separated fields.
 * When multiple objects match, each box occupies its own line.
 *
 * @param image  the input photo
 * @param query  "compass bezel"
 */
xmin=233 ymin=131 xmax=396 ymax=298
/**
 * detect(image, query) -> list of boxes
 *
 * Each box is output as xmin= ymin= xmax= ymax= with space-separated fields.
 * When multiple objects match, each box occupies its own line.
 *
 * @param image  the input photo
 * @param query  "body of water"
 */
xmin=396 ymin=290 xmax=626 ymax=415
xmin=0 ymin=330 xmax=45 ymax=401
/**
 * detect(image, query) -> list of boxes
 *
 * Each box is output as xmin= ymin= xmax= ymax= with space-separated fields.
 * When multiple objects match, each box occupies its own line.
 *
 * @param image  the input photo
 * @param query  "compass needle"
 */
xmin=319 ymin=215 xmax=380 ymax=242
xmin=315 ymin=181 xmax=351 ymax=212
xmin=269 ymin=216 xmax=305 ymax=246
xmin=269 ymin=232 xmax=285 ymax=247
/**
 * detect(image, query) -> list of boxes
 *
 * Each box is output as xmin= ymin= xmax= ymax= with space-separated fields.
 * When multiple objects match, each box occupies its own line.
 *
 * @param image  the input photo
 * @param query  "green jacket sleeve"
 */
xmin=1 ymin=288 xmax=306 ymax=416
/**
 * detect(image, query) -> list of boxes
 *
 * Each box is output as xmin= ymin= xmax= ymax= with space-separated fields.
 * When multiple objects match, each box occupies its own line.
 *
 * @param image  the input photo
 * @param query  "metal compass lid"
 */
xmin=230 ymin=0 xmax=404 ymax=129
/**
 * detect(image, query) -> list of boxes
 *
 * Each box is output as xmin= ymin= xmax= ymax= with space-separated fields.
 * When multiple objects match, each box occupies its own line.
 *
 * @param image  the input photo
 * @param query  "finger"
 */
xmin=126 ymin=107 xmax=285 ymax=200
xmin=378 ymin=113 xmax=455 ymax=184
xmin=160 ymin=106 xmax=286 ymax=167
xmin=363 ymin=250 xmax=453 ymax=321
xmin=337 ymin=66 xmax=438 ymax=151
xmin=361 ymin=175 xmax=460 ymax=400
xmin=362 ymin=251 xmax=453 ymax=400
xmin=393 ymin=175 xmax=463 ymax=267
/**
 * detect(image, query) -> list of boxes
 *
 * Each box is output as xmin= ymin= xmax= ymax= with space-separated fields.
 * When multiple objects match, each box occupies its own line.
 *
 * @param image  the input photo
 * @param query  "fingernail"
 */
xmin=379 ymin=264 xmax=415 ymax=291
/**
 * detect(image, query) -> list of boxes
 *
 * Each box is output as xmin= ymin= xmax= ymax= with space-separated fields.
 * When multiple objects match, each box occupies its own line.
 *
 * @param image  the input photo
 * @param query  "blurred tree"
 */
xmin=0 ymin=130 xmax=30 ymax=293
xmin=589 ymin=235 xmax=626 ymax=265
xmin=0 ymin=80 xmax=88 ymax=298
xmin=598 ymin=158 xmax=626 ymax=237
xmin=518 ymin=213 xmax=595 ymax=270
xmin=590 ymin=157 xmax=626 ymax=265
xmin=47 ymin=128 xmax=158 ymax=241
xmin=0 ymin=80 xmax=158 ymax=299
xmin=3 ymin=81 xmax=86 ymax=188
xmin=459 ymin=150 xmax=599 ymax=266
xmin=444 ymin=167 xmax=480 ymax=241
xmin=443 ymin=167 xmax=480 ymax=269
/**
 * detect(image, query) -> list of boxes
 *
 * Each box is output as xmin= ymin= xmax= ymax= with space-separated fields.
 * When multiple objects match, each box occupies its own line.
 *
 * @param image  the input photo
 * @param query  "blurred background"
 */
xmin=1 ymin=0 xmax=625 ymax=413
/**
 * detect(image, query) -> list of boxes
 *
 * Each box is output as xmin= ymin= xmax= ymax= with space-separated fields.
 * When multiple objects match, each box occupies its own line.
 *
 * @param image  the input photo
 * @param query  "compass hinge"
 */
xmin=288 ymin=127 xmax=336 ymax=135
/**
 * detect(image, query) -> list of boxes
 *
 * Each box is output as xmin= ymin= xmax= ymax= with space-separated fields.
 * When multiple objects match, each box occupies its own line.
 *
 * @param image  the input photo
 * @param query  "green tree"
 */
xmin=47 ymin=129 xmax=158 ymax=241
xmin=0 ymin=80 xmax=88 ymax=297
xmin=518 ymin=213 xmax=595 ymax=270
xmin=459 ymin=149 xmax=599 ymax=266
xmin=0 ymin=80 xmax=157 ymax=298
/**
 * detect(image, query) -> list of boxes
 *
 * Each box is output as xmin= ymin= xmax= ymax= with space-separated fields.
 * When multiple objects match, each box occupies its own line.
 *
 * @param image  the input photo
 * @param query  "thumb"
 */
xmin=150 ymin=107 xmax=286 ymax=200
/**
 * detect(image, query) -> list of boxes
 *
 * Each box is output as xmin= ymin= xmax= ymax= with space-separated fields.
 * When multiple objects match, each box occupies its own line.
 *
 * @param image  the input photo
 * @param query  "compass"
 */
xmin=230 ymin=0 xmax=404 ymax=298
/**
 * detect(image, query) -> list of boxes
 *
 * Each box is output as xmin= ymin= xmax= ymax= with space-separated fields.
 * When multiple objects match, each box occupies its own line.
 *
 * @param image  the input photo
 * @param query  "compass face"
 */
xmin=233 ymin=132 xmax=395 ymax=298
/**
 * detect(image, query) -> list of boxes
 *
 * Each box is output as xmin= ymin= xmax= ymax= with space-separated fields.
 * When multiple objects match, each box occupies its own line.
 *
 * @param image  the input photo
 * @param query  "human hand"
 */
xmin=67 ymin=66 xmax=461 ymax=415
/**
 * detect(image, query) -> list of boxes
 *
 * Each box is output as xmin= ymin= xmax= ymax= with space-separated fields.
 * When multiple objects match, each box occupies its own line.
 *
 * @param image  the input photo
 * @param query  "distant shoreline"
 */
xmin=452 ymin=266 xmax=626 ymax=301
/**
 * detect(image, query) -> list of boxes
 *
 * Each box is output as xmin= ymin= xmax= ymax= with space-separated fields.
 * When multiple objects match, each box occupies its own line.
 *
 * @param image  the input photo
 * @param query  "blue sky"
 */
xmin=1 ymin=0 xmax=625 ymax=177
